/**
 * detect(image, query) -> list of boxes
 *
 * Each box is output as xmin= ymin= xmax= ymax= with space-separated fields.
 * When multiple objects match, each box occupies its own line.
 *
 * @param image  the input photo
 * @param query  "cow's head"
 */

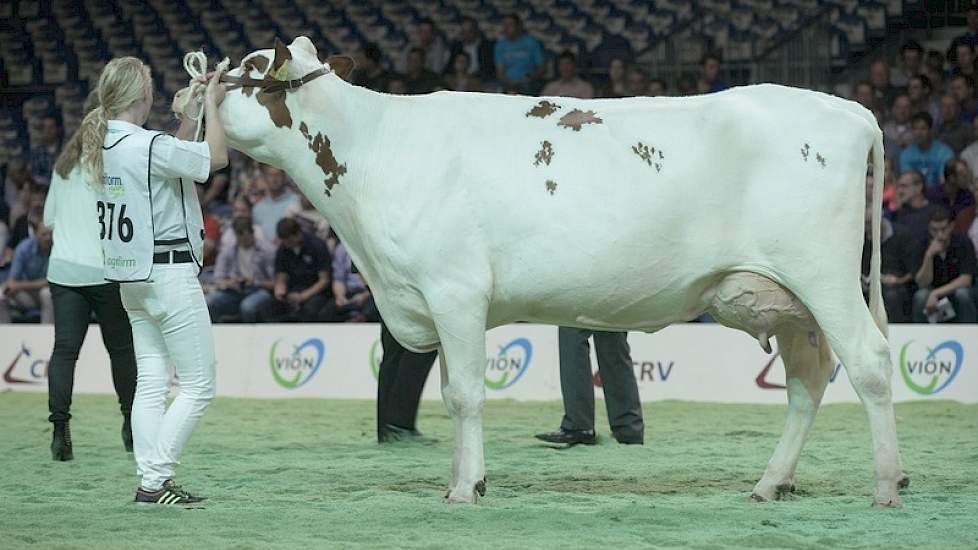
xmin=218 ymin=36 xmax=354 ymax=162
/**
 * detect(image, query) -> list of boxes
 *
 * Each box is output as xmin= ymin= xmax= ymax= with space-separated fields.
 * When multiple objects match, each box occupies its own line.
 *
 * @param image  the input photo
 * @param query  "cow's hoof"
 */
xmin=444 ymin=479 xmax=484 ymax=504
xmin=871 ymin=495 xmax=902 ymax=508
xmin=750 ymin=480 xmax=795 ymax=502
xmin=897 ymin=475 xmax=910 ymax=490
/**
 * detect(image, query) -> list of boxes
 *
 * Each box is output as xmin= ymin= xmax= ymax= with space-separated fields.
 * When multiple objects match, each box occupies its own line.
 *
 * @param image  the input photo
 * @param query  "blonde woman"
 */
xmin=77 ymin=57 xmax=228 ymax=506
xmin=45 ymin=90 xmax=137 ymax=461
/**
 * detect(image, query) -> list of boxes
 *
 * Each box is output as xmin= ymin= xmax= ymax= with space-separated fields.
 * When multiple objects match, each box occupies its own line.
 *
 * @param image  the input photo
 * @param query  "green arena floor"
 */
xmin=0 ymin=392 xmax=975 ymax=549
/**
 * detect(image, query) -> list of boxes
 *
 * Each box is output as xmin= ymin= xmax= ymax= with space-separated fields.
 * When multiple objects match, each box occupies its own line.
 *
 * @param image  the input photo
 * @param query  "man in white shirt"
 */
xmin=541 ymin=51 xmax=595 ymax=99
xmin=252 ymin=165 xmax=300 ymax=241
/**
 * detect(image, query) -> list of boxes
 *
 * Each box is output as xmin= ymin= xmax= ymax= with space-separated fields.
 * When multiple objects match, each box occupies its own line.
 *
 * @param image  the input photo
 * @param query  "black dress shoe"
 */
xmin=534 ymin=428 xmax=596 ymax=445
xmin=52 ymin=420 xmax=73 ymax=461
xmin=378 ymin=424 xmax=424 ymax=443
xmin=615 ymin=437 xmax=644 ymax=445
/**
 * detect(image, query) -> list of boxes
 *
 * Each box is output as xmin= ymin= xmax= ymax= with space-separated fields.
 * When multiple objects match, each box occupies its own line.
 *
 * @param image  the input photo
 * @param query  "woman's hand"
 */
xmin=205 ymin=69 xmax=226 ymax=106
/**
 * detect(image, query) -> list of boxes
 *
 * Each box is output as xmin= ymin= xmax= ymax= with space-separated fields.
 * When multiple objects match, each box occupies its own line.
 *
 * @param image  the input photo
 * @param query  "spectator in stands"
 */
xmin=950 ymin=74 xmax=978 ymax=123
xmin=541 ymin=51 xmax=594 ymax=99
xmin=900 ymin=112 xmax=954 ymax=187
xmin=443 ymin=52 xmax=483 ymax=92
xmin=647 ymin=78 xmax=668 ymax=97
xmin=697 ymin=52 xmax=728 ymax=93
xmin=951 ymin=5 xmax=978 ymax=49
xmin=220 ymin=195 xmax=265 ymax=250
xmin=626 ymin=67 xmax=651 ymax=97
xmin=893 ymin=39 xmax=925 ymax=87
xmin=929 ymin=159 xmax=976 ymax=224
xmin=4 ymin=159 xmax=35 ymax=226
xmin=882 ymin=158 xmax=901 ymax=215
xmin=402 ymin=47 xmax=444 ymax=94
xmin=400 ymin=18 xmax=449 ymax=75
xmin=8 ymin=186 xmax=47 ymax=252
xmin=893 ymin=170 xmax=938 ymax=240
xmin=883 ymin=94 xmax=913 ymax=161
xmin=863 ymin=206 xmax=914 ymax=323
xmin=331 ymin=241 xmax=373 ymax=322
xmin=352 ymin=44 xmax=391 ymax=92
xmin=924 ymin=49 xmax=948 ymax=96
xmin=938 ymin=94 xmax=975 ymax=153
xmin=597 ymin=58 xmax=629 ymax=98
xmin=262 ymin=218 xmax=338 ymax=323
xmin=908 ymin=74 xmax=940 ymax=123
xmin=200 ymin=165 xmax=231 ymax=217
xmin=870 ymin=59 xmax=897 ymax=109
xmin=251 ymin=165 xmax=300 ymax=243
xmin=853 ymin=80 xmax=877 ymax=112
xmin=494 ymin=13 xmax=545 ymax=94
xmin=207 ymin=217 xmax=275 ymax=323
xmin=29 ymin=113 xmax=63 ymax=186
xmin=0 ymin=220 xmax=52 ymax=323
xmin=959 ymin=115 xmax=978 ymax=178
xmin=950 ymin=42 xmax=978 ymax=81
xmin=388 ymin=77 xmax=408 ymax=95
xmin=964 ymin=176 xmax=978 ymax=257
xmin=284 ymin=194 xmax=333 ymax=248
xmin=448 ymin=16 xmax=496 ymax=82
xmin=911 ymin=207 xmax=977 ymax=323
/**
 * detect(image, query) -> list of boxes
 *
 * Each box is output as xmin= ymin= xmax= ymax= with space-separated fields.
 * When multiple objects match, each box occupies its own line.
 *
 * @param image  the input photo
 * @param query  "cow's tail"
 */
xmin=868 ymin=128 xmax=889 ymax=338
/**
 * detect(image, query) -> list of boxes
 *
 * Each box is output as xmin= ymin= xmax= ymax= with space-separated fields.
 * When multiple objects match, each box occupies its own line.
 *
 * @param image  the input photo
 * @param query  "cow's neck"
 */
xmin=267 ymin=75 xmax=388 ymax=280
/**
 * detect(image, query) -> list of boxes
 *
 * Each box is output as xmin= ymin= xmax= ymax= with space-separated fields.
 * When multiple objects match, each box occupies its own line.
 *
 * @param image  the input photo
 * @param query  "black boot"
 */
xmin=122 ymin=414 xmax=133 ymax=453
xmin=52 ymin=421 xmax=73 ymax=461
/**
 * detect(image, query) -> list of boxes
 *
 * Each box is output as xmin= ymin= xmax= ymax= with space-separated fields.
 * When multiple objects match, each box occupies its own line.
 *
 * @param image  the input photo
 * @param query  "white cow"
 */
xmin=215 ymin=37 xmax=907 ymax=507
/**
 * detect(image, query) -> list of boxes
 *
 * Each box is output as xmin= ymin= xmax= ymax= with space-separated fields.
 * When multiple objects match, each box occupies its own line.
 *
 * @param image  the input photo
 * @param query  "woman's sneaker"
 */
xmin=134 ymin=480 xmax=206 ymax=507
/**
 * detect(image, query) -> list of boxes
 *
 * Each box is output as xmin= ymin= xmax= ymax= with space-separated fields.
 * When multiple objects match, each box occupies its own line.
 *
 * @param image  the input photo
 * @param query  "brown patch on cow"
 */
xmin=526 ymin=101 xmax=561 ymax=118
xmin=244 ymin=55 xmax=270 ymax=74
xmin=534 ymin=141 xmax=554 ymax=166
xmin=325 ymin=55 xmax=356 ymax=81
xmin=557 ymin=109 xmax=603 ymax=131
xmin=632 ymin=142 xmax=654 ymax=166
xmin=257 ymin=90 xmax=292 ymax=128
xmin=545 ymin=180 xmax=557 ymax=195
xmin=801 ymin=143 xmax=810 ymax=161
xmin=299 ymin=121 xmax=347 ymax=196
xmin=816 ymin=153 xmax=826 ymax=167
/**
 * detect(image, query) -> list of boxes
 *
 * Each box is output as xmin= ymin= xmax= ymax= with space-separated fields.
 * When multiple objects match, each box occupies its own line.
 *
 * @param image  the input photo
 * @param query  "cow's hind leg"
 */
xmin=798 ymin=286 xmax=905 ymax=507
xmin=751 ymin=326 xmax=833 ymax=502
xmin=432 ymin=301 xmax=489 ymax=504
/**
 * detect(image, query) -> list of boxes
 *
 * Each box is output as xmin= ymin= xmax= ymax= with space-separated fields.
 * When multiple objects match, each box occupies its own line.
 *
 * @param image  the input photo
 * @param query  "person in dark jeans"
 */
xmin=911 ymin=206 xmax=978 ymax=322
xmin=377 ymin=319 xmax=437 ymax=442
xmin=262 ymin=217 xmax=339 ymax=322
xmin=43 ymin=133 xmax=136 ymax=460
xmin=535 ymin=328 xmax=644 ymax=445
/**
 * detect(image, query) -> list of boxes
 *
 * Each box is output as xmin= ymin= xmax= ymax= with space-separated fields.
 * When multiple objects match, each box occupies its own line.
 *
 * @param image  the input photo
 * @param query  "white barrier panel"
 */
xmin=1 ymin=324 xmax=975 ymax=403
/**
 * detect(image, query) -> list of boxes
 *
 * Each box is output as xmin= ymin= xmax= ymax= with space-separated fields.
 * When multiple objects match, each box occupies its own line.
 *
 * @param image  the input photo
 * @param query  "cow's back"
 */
xmin=368 ymin=84 xmax=877 ymax=336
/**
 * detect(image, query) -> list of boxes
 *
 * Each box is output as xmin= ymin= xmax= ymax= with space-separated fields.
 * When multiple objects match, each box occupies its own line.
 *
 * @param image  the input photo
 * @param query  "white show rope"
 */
xmin=180 ymin=51 xmax=229 ymax=142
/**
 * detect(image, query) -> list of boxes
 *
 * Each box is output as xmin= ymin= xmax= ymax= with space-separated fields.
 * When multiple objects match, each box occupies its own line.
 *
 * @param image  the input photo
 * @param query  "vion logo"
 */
xmin=899 ymin=340 xmax=963 ymax=395
xmin=485 ymin=338 xmax=532 ymax=390
xmin=4 ymin=343 xmax=48 ymax=384
xmin=269 ymin=338 xmax=325 ymax=389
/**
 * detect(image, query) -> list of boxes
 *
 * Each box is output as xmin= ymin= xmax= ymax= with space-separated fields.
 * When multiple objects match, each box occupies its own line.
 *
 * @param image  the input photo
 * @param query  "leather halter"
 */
xmin=220 ymin=66 xmax=331 ymax=94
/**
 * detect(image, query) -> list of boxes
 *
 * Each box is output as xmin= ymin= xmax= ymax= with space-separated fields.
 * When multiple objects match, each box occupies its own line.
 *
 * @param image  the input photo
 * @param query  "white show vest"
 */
xmin=100 ymin=126 xmax=205 ymax=282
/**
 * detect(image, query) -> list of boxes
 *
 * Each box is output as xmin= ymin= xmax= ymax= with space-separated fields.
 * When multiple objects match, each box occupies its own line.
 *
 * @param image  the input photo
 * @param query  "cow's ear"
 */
xmin=269 ymin=37 xmax=292 ymax=81
xmin=326 ymin=55 xmax=356 ymax=81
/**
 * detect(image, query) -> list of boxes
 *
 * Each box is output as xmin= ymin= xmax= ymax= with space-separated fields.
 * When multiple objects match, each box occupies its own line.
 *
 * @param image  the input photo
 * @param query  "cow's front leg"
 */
xmin=433 ymin=304 xmax=488 ymax=504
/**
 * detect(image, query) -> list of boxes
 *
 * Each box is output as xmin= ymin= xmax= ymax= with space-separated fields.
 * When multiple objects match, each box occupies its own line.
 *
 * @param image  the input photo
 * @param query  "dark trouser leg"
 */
xmin=593 ymin=331 xmax=644 ymax=442
xmin=91 ymin=283 xmax=137 ymax=416
xmin=387 ymin=344 xmax=436 ymax=430
xmin=558 ymin=327 xmax=596 ymax=432
xmin=377 ymin=321 xmax=405 ymax=438
xmin=882 ymin=285 xmax=910 ymax=323
xmin=952 ymin=287 xmax=978 ymax=322
xmin=48 ymin=284 xmax=93 ymax=423
xmin=911 ymin=289 xmax=929 ymax=323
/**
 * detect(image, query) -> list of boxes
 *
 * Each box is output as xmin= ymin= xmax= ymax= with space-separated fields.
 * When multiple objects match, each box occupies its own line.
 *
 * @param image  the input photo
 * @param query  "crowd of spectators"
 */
xmin=5 ymin=10 xmax=978 ymax=324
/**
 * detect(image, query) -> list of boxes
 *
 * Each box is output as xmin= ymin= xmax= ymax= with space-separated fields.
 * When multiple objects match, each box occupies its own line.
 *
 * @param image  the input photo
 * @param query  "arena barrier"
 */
xmin=1 ymin=324 xmax=974 ymax=403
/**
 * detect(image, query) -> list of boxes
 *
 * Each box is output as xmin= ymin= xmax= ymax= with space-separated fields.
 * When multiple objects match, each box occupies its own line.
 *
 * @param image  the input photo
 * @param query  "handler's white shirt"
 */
xmin=44 ymin=169 xmax=105 ymax=286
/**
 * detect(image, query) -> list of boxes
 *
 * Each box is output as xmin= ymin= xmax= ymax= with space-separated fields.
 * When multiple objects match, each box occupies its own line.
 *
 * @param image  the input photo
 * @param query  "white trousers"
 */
xmin=120 ymin=263 xmax=215 ymax=491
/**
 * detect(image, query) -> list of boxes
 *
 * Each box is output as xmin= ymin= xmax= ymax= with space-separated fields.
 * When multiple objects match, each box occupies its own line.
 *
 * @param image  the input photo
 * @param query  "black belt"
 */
xmin=153 ymin=250 xmax=194 ymax=264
